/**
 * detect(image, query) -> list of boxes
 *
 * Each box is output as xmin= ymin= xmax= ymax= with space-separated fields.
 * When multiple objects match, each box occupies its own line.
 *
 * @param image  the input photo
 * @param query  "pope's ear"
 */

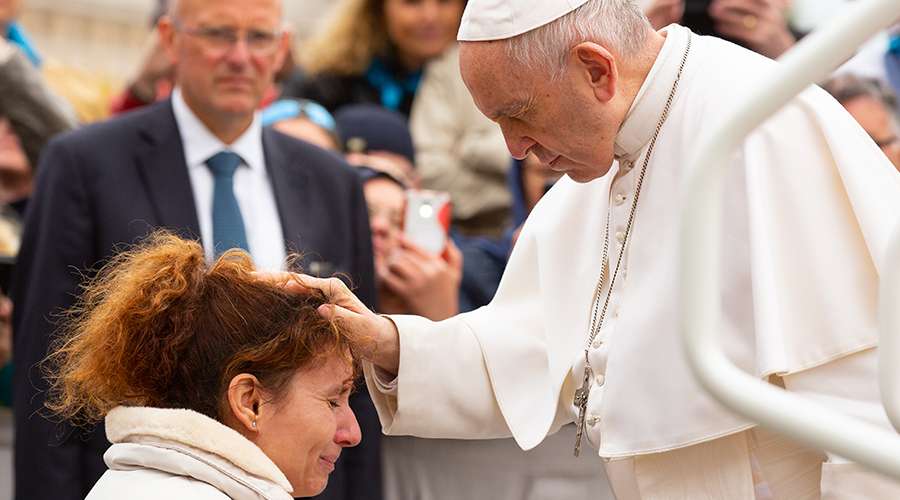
xmin=572 ymin=42 xmax=617 ymax=103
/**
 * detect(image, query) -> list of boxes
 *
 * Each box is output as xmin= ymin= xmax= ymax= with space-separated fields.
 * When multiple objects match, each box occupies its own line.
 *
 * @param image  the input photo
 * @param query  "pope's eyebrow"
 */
xmin=492 ymin=99 xmax=529 ymax=120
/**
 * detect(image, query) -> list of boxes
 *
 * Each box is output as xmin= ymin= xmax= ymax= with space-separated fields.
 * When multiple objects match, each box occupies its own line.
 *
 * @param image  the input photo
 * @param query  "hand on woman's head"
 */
xmin=262 ymin=271 xmax=403 ymax=375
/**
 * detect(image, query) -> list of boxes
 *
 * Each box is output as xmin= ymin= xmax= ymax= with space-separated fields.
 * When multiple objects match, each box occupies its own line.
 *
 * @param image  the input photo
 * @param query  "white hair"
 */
xmin=505 ymin=0 xmax=651 ymax=81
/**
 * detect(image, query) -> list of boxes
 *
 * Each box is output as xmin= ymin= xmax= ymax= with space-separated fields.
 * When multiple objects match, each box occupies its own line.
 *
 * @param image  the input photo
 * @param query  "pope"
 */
xmin=291 ymin=0 xmax=900 ymax=497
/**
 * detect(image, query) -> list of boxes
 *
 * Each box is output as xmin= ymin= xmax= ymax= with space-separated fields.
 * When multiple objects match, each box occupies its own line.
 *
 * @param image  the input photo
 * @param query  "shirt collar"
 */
xmin=614 ymin=24 xmax=690 ymax=162
xmin=171 ymin=88 xmax=265 ymax=172
xmin=105 ymin=406 xmax=293 ymax=497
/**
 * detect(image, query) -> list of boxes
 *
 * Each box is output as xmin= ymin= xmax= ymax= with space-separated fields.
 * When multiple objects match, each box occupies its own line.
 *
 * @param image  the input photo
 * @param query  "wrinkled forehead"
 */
xmin=459 ymin=41 xmax=535 ymax=120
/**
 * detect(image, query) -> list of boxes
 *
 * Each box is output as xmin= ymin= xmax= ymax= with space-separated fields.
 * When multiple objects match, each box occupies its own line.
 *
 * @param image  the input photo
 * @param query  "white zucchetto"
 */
xmin=457 ymin=0 xmax=591 ymax=42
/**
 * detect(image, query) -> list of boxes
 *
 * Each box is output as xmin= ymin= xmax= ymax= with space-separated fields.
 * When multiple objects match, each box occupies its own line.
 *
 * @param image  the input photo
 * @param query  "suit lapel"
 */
xmin=134 ymin=101 xmax=202 ymax=241
xmin=263 ymin=128 xmax=312 ymax=256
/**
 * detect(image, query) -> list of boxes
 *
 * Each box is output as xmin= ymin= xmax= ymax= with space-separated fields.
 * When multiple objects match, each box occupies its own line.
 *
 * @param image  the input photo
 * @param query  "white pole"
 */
xmin=680 ymin=0 xmax=900 ymax=480
xmin=880 ymin=221 xmax=900 ymax=433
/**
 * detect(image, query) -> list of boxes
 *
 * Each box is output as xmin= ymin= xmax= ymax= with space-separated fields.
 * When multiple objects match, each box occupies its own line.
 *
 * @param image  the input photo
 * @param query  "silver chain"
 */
xmin=583 ymin=35 xmax=692 ymax=354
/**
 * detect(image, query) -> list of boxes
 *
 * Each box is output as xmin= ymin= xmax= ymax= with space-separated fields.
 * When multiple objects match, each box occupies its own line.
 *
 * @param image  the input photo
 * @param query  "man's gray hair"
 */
xmin=823 ymin=73 xmax=899 ymax=116
xmin=505 ymin=0 xmax=651 ymax=81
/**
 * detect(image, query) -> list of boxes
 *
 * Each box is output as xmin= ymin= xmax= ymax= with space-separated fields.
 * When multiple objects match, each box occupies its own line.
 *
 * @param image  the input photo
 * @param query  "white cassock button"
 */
xmin=615 ymin=231 xmax=626 ymax=244
xmin=611 ymin=306 xmax=620 ymax=318
xmin=592 ymin=338 xmax=603 ymax=349
xmin=587 ymin=415 xmax=600 ymax=426
xmin=595 ymin=373 xmax=606 ymax=386
xmin=614 ymin=193 xmax=627 ymax=206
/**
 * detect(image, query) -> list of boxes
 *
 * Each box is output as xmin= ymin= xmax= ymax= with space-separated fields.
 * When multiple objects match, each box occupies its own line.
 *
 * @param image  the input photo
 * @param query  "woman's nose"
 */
xmin=334 ymin=407 xmax=362 ymax=447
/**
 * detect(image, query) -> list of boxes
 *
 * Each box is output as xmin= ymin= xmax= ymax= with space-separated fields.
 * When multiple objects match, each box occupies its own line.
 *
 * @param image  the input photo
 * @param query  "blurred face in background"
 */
xmin=159 ymin=0 xmax=288 ymax=133
xmin=0 ymin=0 xmax=22 ymax=27
xmin=363 ymin=177 xmax=405 ymax=272
xmin=842 ymin=95 xmax=900 ymax=172
xmin=383 ymin=0 xmax=465 ymax=70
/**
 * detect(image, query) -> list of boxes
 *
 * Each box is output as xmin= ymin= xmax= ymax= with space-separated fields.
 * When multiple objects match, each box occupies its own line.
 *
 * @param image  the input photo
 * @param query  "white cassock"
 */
xmin=364 ymin=25 xmax=900 ymax=499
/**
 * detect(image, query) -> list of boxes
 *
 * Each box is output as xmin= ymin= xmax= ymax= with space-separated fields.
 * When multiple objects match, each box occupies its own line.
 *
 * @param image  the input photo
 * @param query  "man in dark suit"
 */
xmin=11 ymin=0 xmax=381 ymax=499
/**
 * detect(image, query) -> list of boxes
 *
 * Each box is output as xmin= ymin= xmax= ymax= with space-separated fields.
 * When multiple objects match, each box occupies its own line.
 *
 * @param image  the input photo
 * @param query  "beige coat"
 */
xmin=411 ymin=45 xmax=512 ymax=237
xmin=86 ymin=407 xmax=293 ymax=500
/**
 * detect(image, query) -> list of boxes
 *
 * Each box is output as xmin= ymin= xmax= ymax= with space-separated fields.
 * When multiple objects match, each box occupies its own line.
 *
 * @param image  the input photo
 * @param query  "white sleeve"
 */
xmin=363 ymin=314 xmax=513 ymax=440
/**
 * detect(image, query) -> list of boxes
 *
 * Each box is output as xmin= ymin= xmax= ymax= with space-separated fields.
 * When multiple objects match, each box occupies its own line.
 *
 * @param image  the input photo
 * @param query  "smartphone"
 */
xmin=404 ymin=190 xmax=451 ymax=254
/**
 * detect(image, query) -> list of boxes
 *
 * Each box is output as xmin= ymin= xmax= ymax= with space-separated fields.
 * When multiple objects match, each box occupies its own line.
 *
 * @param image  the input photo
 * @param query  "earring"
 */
xmin=251 ymin=420 xmax=257 ymax=429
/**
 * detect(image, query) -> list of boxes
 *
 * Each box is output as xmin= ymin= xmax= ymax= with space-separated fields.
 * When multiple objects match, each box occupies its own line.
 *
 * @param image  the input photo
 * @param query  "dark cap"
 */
xmin=334 ymin=104 xmax=416 ymax=165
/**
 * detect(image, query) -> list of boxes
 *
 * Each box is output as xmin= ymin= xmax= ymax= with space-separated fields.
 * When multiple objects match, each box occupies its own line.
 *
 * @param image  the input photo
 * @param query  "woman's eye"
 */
xmin=328 ymin=399 xmax=341 ymax=409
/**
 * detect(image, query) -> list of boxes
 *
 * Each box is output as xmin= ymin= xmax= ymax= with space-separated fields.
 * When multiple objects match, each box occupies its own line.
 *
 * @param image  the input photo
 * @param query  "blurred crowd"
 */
xmin=0 ymin=0 xmax=898 ymax=499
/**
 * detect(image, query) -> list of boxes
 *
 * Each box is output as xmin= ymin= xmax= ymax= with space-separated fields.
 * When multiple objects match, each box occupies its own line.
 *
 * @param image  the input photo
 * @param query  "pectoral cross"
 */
xmin=573 ymin=362 xmax=592 ymax=457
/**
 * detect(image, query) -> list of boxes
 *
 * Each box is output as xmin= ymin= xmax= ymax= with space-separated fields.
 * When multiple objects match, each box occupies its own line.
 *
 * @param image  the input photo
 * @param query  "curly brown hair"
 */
xmin=45 ymin=232 xmax=363 ymax=425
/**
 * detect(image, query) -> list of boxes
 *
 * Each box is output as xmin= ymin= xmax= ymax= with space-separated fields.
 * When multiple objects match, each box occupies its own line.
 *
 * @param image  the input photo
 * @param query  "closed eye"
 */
xmin=327 ymin=383 xmax=354 ymax=410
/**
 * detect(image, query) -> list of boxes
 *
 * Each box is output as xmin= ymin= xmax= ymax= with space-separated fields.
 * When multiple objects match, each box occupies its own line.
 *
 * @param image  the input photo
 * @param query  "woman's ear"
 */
xmin=572 ymin=42 xmax=618 ymax=103
xmin=227 ymin=373 xmax=263 ymax=433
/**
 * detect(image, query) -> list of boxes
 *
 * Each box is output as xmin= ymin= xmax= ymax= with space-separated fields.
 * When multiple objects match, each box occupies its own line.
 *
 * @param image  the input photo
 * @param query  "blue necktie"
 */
xmin=206 ymin=151 xmax=249 ymax=256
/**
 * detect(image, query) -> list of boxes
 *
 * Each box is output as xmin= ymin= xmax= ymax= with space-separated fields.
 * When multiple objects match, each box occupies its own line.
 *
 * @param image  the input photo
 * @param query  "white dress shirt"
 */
xmin=172 ymin=88 xmax=286 ymax=271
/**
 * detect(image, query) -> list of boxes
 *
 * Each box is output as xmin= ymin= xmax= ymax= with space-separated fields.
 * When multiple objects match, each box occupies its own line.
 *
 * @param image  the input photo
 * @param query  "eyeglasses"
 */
xmin=173 ymin=20 xmax=283 ymax=56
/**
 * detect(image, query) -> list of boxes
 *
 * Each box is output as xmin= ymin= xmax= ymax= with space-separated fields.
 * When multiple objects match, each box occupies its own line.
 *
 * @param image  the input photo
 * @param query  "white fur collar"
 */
xmin=105 ymin=406 xmax=292 ymax=493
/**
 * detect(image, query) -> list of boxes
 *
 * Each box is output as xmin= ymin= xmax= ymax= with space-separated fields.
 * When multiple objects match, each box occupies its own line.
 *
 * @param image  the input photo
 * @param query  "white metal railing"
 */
xmin=680 ymin=0 xmax=900 ymax=481
xmin=881 ymin=221 xmax=900 ymax=434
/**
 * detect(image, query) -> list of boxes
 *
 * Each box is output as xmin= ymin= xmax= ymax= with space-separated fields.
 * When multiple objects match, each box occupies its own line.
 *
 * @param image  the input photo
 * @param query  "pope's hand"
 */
xmin=258 ymin=272 xmax=401 ymax=375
